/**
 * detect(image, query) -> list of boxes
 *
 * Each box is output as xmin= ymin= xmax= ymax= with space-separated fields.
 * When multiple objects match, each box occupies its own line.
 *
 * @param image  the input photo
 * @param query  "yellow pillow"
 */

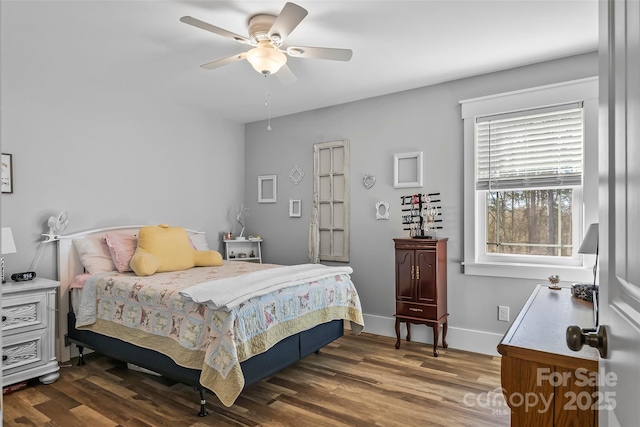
xmin=130 ymin=224 xmax=222 ymax=276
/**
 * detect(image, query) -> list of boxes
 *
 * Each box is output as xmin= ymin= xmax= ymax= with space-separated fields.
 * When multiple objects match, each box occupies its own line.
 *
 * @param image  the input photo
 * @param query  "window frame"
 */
xmin=460 ymin=77 xmax=598 ymax=282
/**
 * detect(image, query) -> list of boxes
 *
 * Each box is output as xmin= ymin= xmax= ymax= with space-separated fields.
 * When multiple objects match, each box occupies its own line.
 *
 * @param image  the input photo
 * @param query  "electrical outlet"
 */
xmin=498 ymin=305 xmax=510 ymax=322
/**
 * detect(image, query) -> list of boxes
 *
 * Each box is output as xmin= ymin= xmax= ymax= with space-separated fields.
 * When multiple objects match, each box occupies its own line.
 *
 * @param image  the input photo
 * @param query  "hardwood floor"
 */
xmin=2 ymin=333 xmax=510 ymax=426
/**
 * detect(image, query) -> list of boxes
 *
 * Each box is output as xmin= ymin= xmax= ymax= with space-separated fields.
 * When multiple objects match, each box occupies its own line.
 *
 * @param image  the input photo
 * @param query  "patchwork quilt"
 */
xmin=73 ymin=261 xmax=364 ymax=406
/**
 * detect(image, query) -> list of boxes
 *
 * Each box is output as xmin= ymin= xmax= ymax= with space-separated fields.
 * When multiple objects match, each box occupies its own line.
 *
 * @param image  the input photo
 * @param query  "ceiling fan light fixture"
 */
xmin=246 ymin=41 xmax=287 ymax=75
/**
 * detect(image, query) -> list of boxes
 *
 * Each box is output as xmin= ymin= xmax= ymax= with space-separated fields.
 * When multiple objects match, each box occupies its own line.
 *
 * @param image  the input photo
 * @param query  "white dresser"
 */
xmin=2 ymin=277 xmax=60 ymax=386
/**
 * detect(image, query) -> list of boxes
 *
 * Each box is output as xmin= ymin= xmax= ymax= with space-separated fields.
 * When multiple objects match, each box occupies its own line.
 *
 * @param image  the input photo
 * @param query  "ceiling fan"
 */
xmin=180 ymin=2 xmax=353 ymax=85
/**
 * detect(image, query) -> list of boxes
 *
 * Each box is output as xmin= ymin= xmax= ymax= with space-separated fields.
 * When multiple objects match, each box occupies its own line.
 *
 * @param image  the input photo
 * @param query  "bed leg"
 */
xmin=197 ymin=388 xmax=208 ymax=417
xmin=77 ymin=346 xmax=86 ymax=366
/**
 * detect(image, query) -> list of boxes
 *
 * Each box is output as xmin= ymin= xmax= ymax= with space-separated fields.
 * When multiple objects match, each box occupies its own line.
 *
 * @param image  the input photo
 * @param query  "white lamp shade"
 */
xmin=578 ymin=223 xmax=598 ymax=254
xmin=1 ymin=227 xmax=17 ymax=254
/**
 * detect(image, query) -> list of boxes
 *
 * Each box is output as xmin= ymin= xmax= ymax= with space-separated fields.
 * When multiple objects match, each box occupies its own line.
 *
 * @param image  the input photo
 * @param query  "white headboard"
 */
xmin=55 ymin=225 xmax=204 ymax=362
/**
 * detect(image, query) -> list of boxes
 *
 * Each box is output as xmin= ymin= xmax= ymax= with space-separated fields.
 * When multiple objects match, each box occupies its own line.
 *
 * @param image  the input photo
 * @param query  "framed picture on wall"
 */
xmin=289 ymin=199 xmax=301 ymax=217
xmin=393 ymin=151 xmax=423 ymax=188
xmin=1 ymin=153 xmax=13 ymax=194
xmin=258 ymin=175 xmax=277 ymax=203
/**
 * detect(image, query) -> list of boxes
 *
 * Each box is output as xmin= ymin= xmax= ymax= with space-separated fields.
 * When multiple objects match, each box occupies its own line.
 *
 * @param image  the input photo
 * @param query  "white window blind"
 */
xmin=476 ymin=103 xmax=583 ymax=190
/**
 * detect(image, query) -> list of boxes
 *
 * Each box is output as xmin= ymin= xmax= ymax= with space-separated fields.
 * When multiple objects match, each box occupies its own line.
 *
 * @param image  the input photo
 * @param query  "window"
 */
xmin=477 ymin=105 xmax=583 ymax=261
xmin=484 ymin=189 xmax=576 ymax=257
xmin=313 ymin=140 xmax=350 ymax=262
xmin=461 ymin=78 xmax=598 ymax=281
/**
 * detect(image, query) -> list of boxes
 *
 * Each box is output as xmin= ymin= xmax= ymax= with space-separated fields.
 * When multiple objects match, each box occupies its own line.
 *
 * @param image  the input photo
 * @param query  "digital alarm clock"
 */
xmin=11 ymin=271 xmax=36 ymax=282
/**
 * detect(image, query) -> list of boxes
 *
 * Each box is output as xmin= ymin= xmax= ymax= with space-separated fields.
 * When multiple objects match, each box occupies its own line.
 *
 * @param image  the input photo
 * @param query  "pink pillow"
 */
xmin=103 ymin=233 xmax=138 ymax=273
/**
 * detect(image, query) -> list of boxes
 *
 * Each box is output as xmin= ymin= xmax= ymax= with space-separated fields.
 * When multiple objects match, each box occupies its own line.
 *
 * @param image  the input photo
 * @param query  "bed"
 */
xmin=56 ymin=225 xmax=364 ymax=416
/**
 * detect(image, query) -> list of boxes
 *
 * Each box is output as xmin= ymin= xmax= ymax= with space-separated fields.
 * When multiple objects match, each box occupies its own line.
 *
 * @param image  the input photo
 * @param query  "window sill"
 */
xmin=462 ymin=261 xmax=593 ymax=283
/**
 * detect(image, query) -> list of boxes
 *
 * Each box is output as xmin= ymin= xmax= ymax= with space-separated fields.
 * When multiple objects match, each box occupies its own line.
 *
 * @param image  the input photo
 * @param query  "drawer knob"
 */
xmin=2 ymin=355 xmax=6 ymax=361
xmin=409 ymin=307 xmax=423 ymax=312
xmin=1 ymin=316 xmax=5 ymax=322
xmin=566 ymin=324 xmax=608 ymax=358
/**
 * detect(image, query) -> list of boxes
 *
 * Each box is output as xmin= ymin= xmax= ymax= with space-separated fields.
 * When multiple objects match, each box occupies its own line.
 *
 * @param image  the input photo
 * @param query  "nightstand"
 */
xmin=223 ymin=238 xmax=262 ymax=263
xmin=2 ymin=277 xmax=60 ymax=386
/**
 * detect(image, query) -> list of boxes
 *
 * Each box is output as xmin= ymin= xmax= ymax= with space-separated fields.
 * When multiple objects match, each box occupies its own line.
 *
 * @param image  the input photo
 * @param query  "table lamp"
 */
xmin=2 ymin=227 xmax=17 ymax=283
xmin=578 ymin=223 xmax=599 ymax=286
xmin=571 ymin=223 xmax=599 ymax=303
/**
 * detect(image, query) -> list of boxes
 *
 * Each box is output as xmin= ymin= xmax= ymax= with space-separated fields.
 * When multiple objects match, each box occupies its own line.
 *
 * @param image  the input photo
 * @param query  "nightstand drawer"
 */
xmin=2 ymin=329 xmax=47 ymax=374
xmin=2 ymin=291 xmax=48 ymax=333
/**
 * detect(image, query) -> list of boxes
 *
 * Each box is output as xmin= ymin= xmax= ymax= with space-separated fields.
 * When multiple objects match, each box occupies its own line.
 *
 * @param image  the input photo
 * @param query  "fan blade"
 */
xmin=286 ymin=46 xmax=353 ymax=61
xmin=200 ymin=52 xmax=247 ymax=70
xmin=268 ymin=3 xmax=308 ymax=43
xmin=180 ymin=16 xmax=251 ymax=45
xmin=275 ymin=64 xmax=297 ymax=85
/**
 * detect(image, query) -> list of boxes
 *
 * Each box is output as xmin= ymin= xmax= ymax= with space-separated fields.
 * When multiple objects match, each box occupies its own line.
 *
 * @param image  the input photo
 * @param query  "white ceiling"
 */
xmin=2 ymin=1 xmax=599 ymax=124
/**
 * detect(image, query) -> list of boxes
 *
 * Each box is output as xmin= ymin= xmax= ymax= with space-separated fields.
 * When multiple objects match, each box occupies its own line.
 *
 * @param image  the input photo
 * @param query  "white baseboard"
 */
xmin=64 ymin=315 xmax=503 ymax=365
xmin=359 ymin=314 xmax=504 ymax=357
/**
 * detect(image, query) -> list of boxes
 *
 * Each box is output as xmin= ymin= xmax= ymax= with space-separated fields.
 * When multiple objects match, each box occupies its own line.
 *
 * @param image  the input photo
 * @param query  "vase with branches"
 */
xmin=236 ymin=204 xmax=250 ymax=238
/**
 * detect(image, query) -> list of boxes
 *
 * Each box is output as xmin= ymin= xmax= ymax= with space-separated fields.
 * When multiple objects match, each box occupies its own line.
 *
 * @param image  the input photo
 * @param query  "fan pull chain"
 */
xmin=264 ymin=74 xmax=272 ymax=131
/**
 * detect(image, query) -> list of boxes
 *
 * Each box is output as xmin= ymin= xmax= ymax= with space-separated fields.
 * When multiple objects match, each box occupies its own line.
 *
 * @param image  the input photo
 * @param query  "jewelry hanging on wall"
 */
xmin=400 ymin=192 xmax=443 ymax=238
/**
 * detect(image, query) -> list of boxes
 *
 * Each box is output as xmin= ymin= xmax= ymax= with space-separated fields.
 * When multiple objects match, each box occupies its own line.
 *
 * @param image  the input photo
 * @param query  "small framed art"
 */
xmin=375 ymin=201 xmax=390 ymax=220
xmin=258 ymin=175 xmax=277 ymax=203
xmin=1 ymin=153 xmax=13 ymax=194
xmin=289 ymin=199 xmax=301 ymax=217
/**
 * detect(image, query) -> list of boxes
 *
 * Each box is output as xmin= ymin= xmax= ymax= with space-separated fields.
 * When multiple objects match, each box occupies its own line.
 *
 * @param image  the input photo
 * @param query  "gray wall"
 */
xmin=244 ymin=52 xmax=599 ymax=354
xmin=1 ymin=45 xmax=245 ymax=282
xmin=0 ymin=0 xmax=598 ymax=356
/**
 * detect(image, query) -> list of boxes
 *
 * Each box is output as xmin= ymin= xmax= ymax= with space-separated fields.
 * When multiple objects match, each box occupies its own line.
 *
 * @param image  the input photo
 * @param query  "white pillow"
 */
xmin=73 ymin=237 xmax=117 ymax=274
xmin=189 ymin=233 xmax=210 ymax=250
